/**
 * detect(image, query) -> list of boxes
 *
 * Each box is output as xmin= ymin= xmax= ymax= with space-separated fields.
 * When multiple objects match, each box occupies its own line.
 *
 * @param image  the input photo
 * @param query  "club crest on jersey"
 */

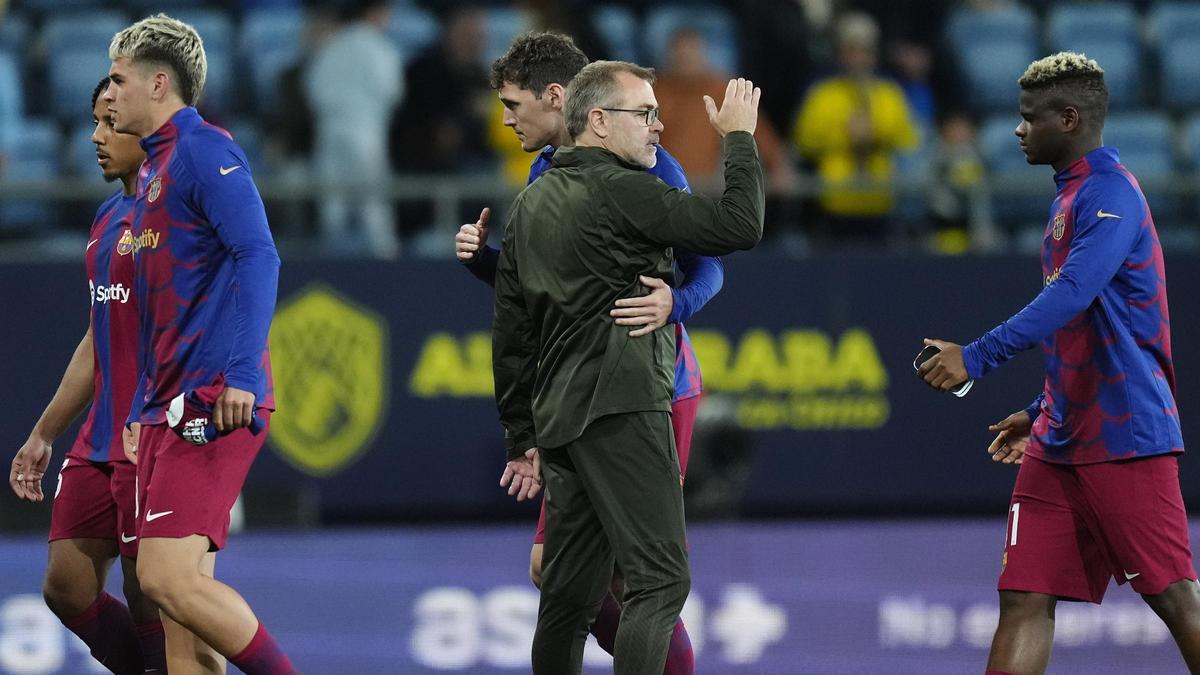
xmin=116 ymin=229 xmax=135 ymax=255
xmin=1052 ymin=212 xmax=1066 ymax=241
xmin=147 ymin=176 xmax=163 ymax=204
xmin=268 ymin=285 xmax=388 ymax=476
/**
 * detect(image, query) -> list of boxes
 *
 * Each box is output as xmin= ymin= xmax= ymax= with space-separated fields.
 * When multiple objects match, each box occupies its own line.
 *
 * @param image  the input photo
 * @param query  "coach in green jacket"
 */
xmin=493 ymin=60 xmax=765 ymax=675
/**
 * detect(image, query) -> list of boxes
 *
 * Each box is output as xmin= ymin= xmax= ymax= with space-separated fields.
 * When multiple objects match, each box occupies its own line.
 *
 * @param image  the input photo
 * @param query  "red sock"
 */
xmin=62 ymin=592 xmax=144 ymax=674
xmin=135 ymin=621 xmax=166 ymax=673
xmin=589 ymin=594 xmax=695 ymax=674
xmin=230 ymin=623 xmax=297 ymax=675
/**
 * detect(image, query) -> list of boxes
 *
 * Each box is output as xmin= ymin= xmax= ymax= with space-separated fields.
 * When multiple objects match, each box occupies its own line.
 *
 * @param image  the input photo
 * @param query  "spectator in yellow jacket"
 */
xmin=794 ymin=11 xmax=919 ymax=240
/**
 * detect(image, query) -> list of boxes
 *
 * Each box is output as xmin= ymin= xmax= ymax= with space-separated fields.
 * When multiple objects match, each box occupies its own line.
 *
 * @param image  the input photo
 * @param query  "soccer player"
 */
xmin=455 ymin=32 xmax=721 ymax=673
xmin=8 ymin=76 xmax=166 ymax=675
xmin=493 ymin=62 xmax=763 ymax=673
xmin=918 ymin=52 xmax=1200 ymax=674
xmin=103 ymin=15 xmax=293 ymax=674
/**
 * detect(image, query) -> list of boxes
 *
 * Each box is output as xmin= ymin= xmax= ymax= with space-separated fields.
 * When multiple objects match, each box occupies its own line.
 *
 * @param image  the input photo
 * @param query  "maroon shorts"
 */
xmin=533 ymin=395 xmax=701 ymax=544
xmin=136 ymin=412 xmax=270 ymax=551
xmin=999 ymin=453 xmax=1196 ymax=603
xmin=48 ymin=457 xmax=140 ymax=558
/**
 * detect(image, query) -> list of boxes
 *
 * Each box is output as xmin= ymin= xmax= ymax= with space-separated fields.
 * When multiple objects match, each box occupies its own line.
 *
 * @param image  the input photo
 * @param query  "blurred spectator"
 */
xmin=926 ymin=111 xmax=1000 ymax=253
xmin=655 ymin=28 xmax=796 ymax=192
xmin=735 ymin=0 xmax=832 ymax=134
xmin=888 ymin=38 xmax=935 ymax=129
xmin=306 ymin=0 xmax=404 ymax=258
xmin=793 ymin=11 xmax=919 ymax=241
xmin=391 ymin=7 xmax=494 ymax=175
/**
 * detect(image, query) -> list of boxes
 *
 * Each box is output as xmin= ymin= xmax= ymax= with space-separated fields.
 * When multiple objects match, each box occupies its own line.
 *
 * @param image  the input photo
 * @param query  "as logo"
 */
xmin=147 ymin=176 xmax=163 ymax=204
xmin=1051 ymin=212 xmax=1066 ymax=241
xmin=269 ymin=285 xmax=387 ymax=476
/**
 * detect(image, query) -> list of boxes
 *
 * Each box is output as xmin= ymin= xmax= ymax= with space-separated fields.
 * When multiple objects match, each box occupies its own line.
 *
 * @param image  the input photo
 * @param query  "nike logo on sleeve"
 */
xmin=219 ymin=165 xmax=242 ymax=176
xmin=1097 ymin=209 xmax=1122 ymax=219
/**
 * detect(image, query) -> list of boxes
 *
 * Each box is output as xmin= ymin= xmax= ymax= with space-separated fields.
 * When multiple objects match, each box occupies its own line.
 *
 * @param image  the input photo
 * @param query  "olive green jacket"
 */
xmin=493 ymin=131 xmax=765 ymax=460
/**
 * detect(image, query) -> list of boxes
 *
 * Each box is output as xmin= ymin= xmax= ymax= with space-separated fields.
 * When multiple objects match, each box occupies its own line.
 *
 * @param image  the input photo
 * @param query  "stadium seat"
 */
xmin=0 ymin=13 xmax=30 ymax=56
xmin=1046 ymin=3 xmax=1142 ymax=108
xmin=1150 ymin=1 xmax=1200 ymax=41
xmin=1150 ymin=2 xmax=1200 ymax=110
xmin=19 ymin=0 xmax=107 ymax=11
xmin=593 ymin=5 xmax=640 ymax=62
xmin=1103 ymin=112 xmax=1177 ymax=221
xmin=0 ymin=117 xmax=61 ymax=232
xmin=48 ymin=49 xmax=116 ymax=123
xmin=199 ymin=48 xmax=235 ymax=114
xmin=388 ymin=5 xmax=440 ymax=61
xmin=1183 ymin=113 xmax=1200 ymax=169
xmin=41 ymin=10 xmax=129 ymax=55
xmin=225 ymin=119 xmax=265 ymax=175
xmin=958 ymin=41 xmax=1037 ymax=112
xmin=239 ymin=8 xmax=305 ymax=115
xmin=945 ymin=4 xmax=1037 ymax=52
xmin=0 ymin=51 xmax=23 ymax=150
xmin=643 ymin=5 xmax=739 ymax=73
xmin=482 ymin=7 xmax=534 ymax=65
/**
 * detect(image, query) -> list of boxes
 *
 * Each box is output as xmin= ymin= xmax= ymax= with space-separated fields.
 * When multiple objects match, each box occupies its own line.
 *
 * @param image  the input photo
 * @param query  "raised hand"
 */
xmin=703 ymin=78 xmax=761 ymax=137
xmin=455 ymin=207 xmax=492 ymax=263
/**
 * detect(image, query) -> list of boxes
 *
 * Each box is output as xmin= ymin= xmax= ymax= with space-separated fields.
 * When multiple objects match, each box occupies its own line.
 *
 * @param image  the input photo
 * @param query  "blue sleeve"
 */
xmin=670 ymin=251 xmax=724 ymax=323
xmin=649 ymin=146 xmax=692 ymax=193
xmin=464 ymin=245 xmax=499 ymax=286
xmin=183 ymin=132 xmax=280 ymax=393
xmin=962 ymin=175 xmax=1145 ymax=379
xmin=1024 ymin=391 xmax=1045 ymax=422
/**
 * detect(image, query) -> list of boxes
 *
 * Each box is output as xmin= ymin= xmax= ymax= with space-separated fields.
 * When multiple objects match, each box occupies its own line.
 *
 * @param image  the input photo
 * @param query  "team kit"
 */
xmin=7 ymin=12 xmax=1200 ymax=675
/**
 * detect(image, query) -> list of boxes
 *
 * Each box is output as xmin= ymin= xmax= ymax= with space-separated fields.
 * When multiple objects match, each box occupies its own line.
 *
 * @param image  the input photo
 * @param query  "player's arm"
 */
xmin=184 ymin=134 xmax=280 ymax=429
xmin=961 ymin=177 xmax=1144 ymax=379
xmin=10 ymin=326 xmax=94 ymax=501
xmin=492 ymin=211 xmax=541 ymax=501
xmin=670 ymin=251 xmax=725 ymax=323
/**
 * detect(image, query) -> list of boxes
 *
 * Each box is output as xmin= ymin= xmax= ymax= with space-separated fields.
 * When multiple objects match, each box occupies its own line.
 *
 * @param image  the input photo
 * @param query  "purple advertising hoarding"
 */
xmin=0 ymin=521 xmax=1190 ymax=673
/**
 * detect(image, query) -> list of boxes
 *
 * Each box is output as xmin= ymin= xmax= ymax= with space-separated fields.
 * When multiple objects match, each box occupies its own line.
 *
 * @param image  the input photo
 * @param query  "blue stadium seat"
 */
xmin=1184 ymin=113 xmax=1200 ymax=169
xmin=41 ymin=10 xmax=129 ymax=55
xmin=593 ymin=5 xmax=640 ymax=62
xmin=199 ymin=48 xmax=234 ymax=113
xmin=1150 ymin=3 xmax=1200 ymax=110
xmin=643 ymin=5 xmax=739 ymax=73
xmin=0 ymin=13 xmax=30 ymax=56
xmin=483 ymin=8 xmax=534 ymax=65
xmin=1103 ymin=112 xmax=1177 ymax=221
xmin=0 ymin=117 xmax=61 ymax=232
xmin=239 ymin=8 xmax=305 ymax=115
xmin=945 ymin=4 xmax=1038 ymax=52
xmin=19 ymin=0 xmax=107 ymax=10
xmin=388 ymin=5 xmax=440 ymax=61
xmin=48 ymin=49 xmax=116 ymax=123
xmin=1046 ymin=3 xmax=1141 ymax=107
xmin=225 ymin=120 xmax=265 ymax=175
xmin=0 ymin=51 xmax=23 ymax=152
xmin=958 ymin=41 xmax=1037 ymax=112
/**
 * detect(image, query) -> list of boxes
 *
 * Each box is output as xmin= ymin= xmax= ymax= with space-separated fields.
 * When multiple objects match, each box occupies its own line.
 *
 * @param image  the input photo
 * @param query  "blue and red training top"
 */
xmin=69 ymin=192 xmax=138 ymax=463
xmin=127 ymin=107 xmax=279 ymax=426
xmin=963 ymin=146 xmax=1182 ymax=464
xmin=467 ymin=144 xmax=722 ymax=402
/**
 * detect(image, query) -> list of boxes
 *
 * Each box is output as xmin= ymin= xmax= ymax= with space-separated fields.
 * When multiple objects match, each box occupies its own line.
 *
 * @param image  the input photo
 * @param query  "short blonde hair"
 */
xmin=109 ymin=14 xmax=207 ymax=106
xmin=1018 ymin=51 xmax=1104 ymax=88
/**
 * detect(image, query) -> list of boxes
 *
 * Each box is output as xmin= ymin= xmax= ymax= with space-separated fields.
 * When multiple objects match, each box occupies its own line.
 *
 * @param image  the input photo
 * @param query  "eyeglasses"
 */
xmin=601 ymin=108 xmax=660 ymax=126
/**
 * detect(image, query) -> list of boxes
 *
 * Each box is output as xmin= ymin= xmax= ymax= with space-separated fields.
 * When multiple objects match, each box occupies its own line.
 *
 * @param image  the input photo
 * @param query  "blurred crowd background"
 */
xmin=2 ymin=0 xmax=1199 ymax=260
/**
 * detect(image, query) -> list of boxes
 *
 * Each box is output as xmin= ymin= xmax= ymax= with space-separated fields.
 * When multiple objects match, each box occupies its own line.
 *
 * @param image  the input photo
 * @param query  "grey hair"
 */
xmin=109 ymin=14 xmax=207 ymax=106
xmin=564 ymin=60 xmax=655 ymax=138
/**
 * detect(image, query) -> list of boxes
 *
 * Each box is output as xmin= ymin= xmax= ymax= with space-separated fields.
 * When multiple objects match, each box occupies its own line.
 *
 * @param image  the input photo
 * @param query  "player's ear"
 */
xmin=544 ymin=83 xmax=566 ymax=110
xmin=151 ymin=70 xmax=172 ymax=102
xmin=1060 ymin=105 xmax=1081 ymax=133
xmin=589 ymin=108 xmax=609 ymax=139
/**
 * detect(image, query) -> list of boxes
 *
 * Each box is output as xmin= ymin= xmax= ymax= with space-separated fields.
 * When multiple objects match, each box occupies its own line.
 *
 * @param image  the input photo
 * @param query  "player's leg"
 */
xmin=530 ymin=499 xmax=547 ymax=587
xmin=534 ymin=442 xmax=617 ymax=674
xmin=159 ymin=551 xmax=227 ymax=674
xmin=988 ymin=456 xmax=1109 ymax=674
xmin=571 ymin=411 xmax=690 ymax=675
xmin=1084 ymin=455 xmax=1200 ymax=670
xmin=987 ymin=590 xmax=1056 ymax=673
xmin=111 ymin=459 xmax=168 ymax=673
xmin=135 ymin=420 xmax=294 ymax=674
xmin=1142 ymin=579 xmax=1200 ymax=671
xmin=46 ymin=458 xmax=144 ymax=672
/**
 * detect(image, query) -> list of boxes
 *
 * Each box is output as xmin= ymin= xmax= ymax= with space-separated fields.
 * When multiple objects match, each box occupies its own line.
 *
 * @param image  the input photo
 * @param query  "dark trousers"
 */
xmin=533 ymin=411 xmax=690 ymax=675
